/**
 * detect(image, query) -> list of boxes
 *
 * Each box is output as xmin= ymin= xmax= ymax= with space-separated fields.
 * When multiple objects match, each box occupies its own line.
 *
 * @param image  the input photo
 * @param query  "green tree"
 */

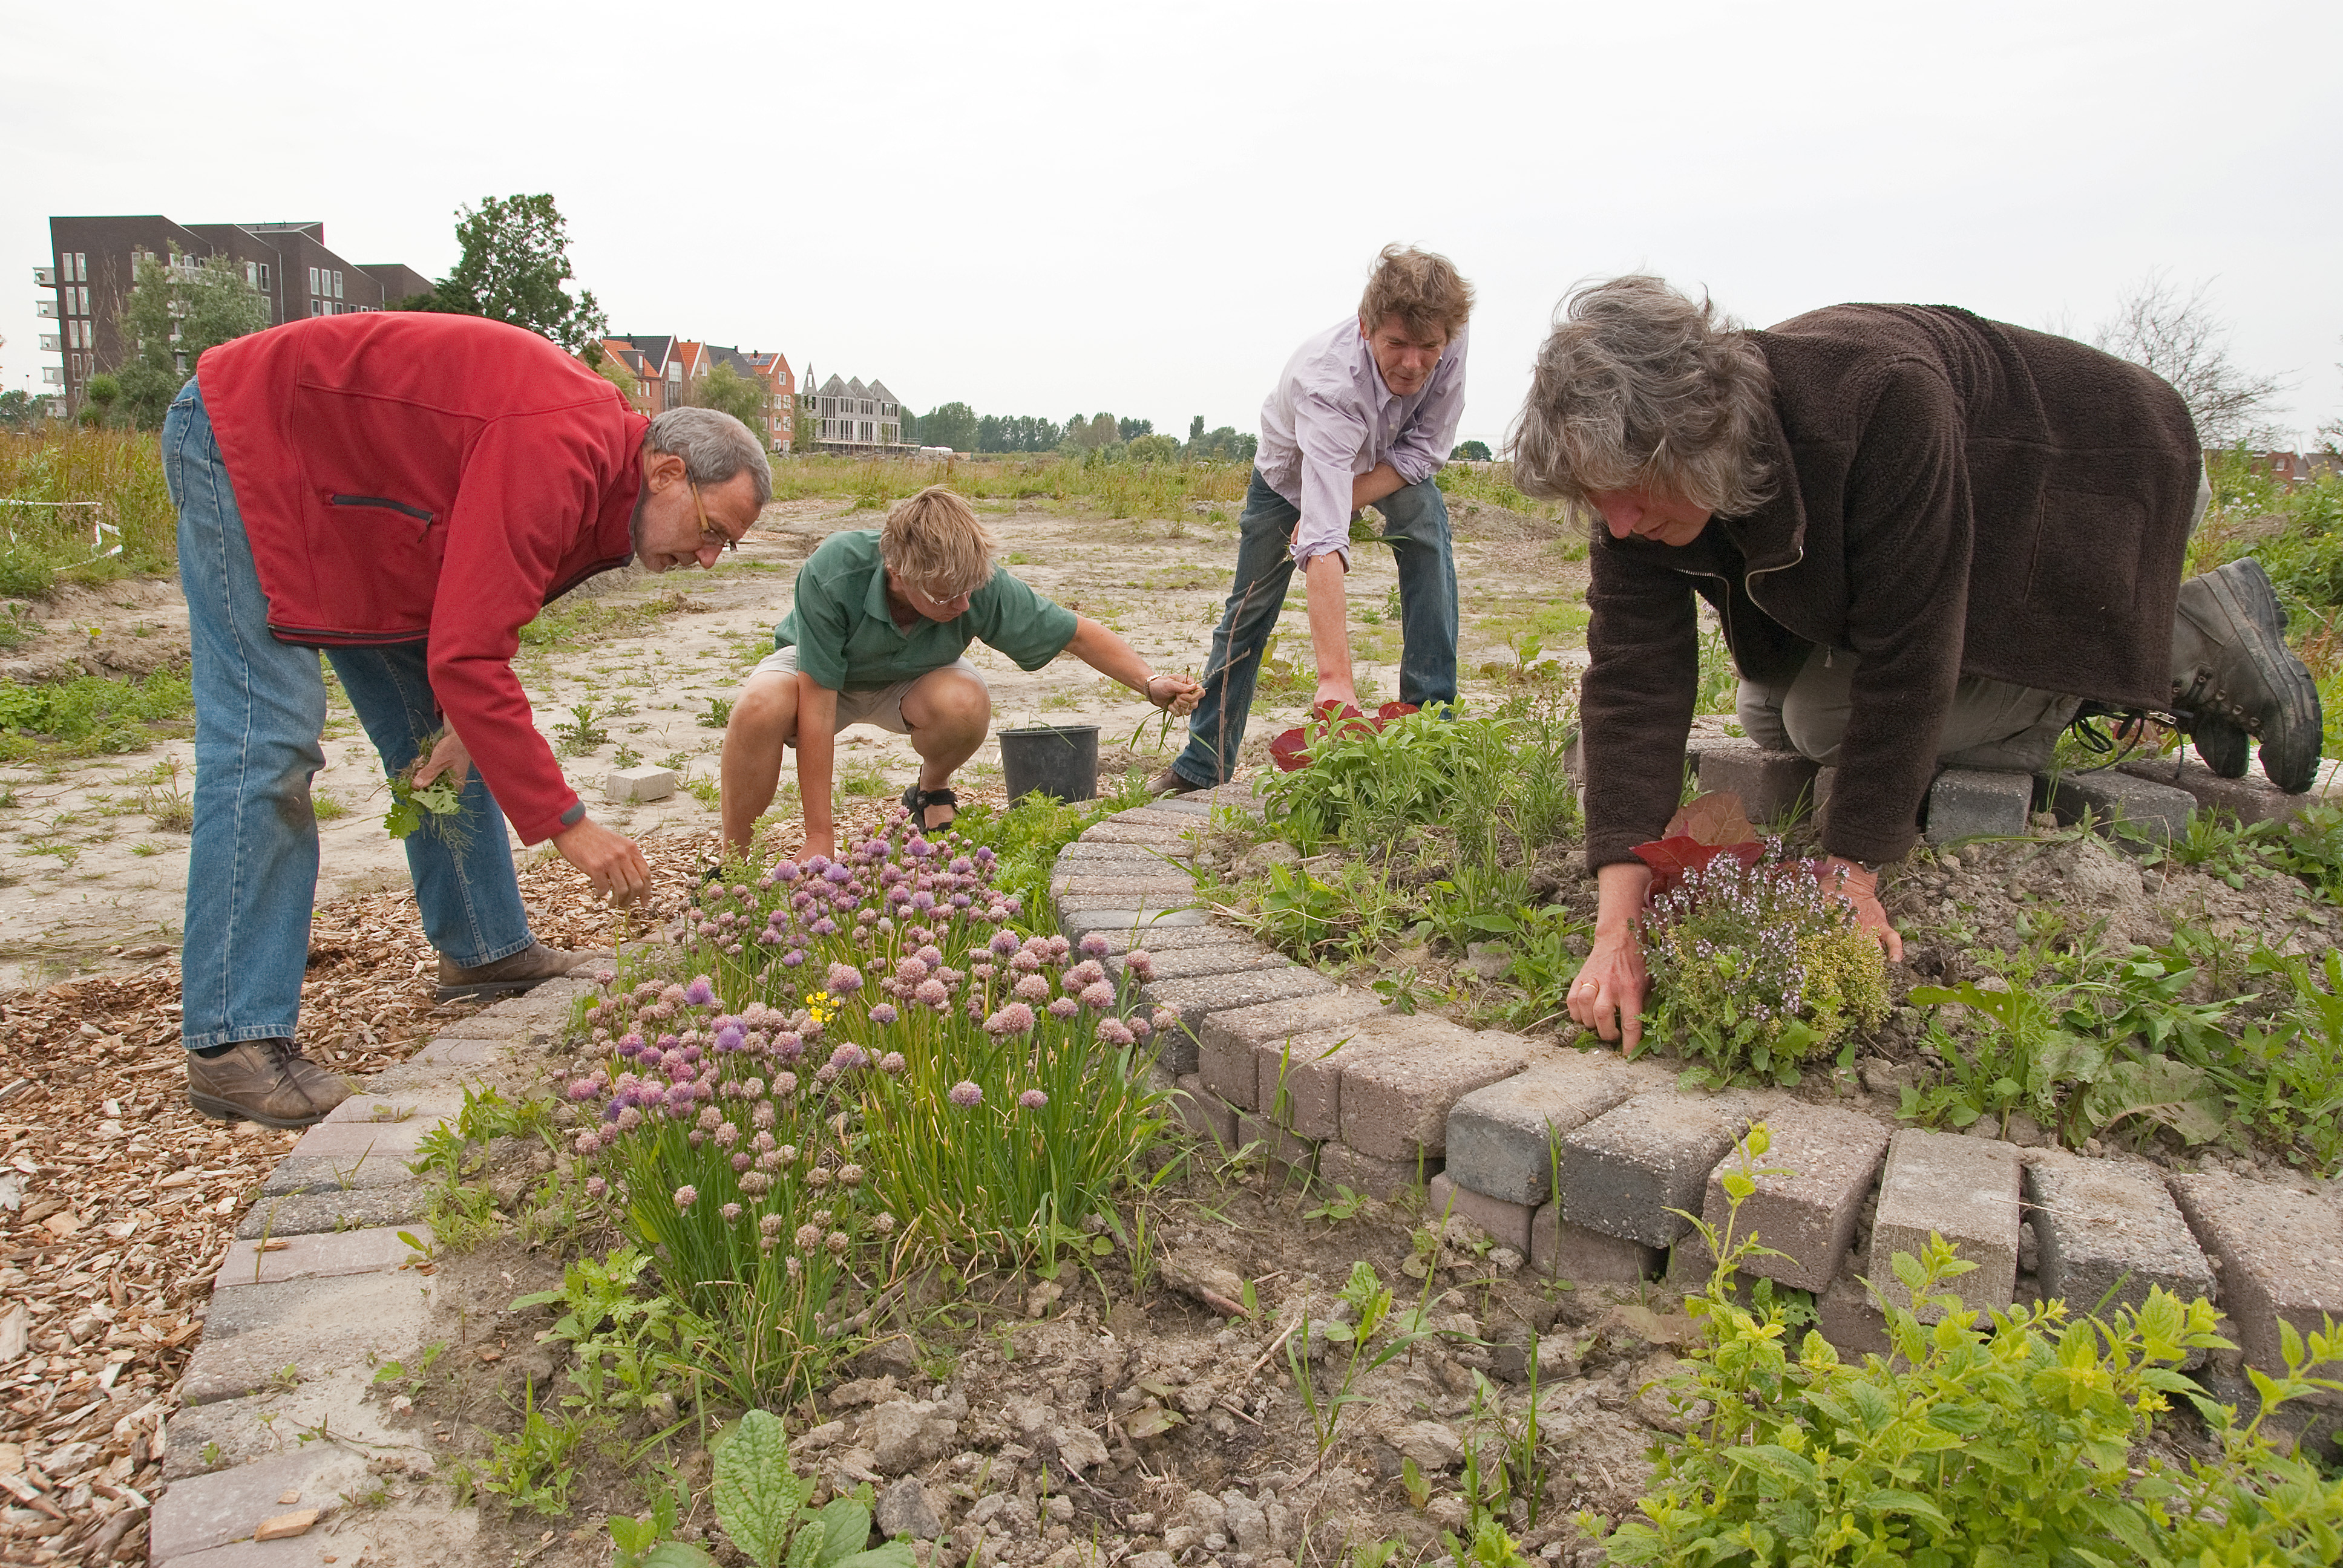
xmin=919 ymin=401 xmax=977 ymax=452
xmin=1187 ymin=414 xmax=1205 ymax=449
xmin=0 ymin=390 xmax=50 ymax=431
xmin=593 ymin=352 xmax=646 ymax=411
xmin=1087 ymin=412 xmax=1119 ymax=448
xmin=688 ymin=362 xmax=771 ymax=439
xmin=1117 ymin=416 xmax=1153 ymax=441
xmin=1450 ymin=439 xmax=1492 ymax=462
xmin=430 ymin=194 xmax=608 ymax=356
xmin=113 ymin=253 xmax=270 ymax=428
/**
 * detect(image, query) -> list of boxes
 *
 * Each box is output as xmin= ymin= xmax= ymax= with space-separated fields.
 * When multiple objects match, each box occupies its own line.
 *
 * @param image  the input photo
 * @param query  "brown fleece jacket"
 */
xmin=1581 ymin=304 xmax=2200 ymax=870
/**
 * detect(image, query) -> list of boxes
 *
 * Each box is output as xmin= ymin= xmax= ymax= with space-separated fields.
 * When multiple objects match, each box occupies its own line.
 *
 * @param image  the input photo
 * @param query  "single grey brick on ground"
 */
xmin=1697 ymin=744 xmax=1821 ymax=826
xmin=1077 ymin=820 xmax=1200 ymax=848
xmin=1530 ymin=1201 xmax=1661 ymax=1283
xmin=180 ymin=1272 xmax=437 ymax=1405
xmin=1692 ymin=1102 xmax=1890 ymax=1292
xmin=234 ymin=1183 xmax=430 ymax=1241
xmin=1870 ymin=1128 xmax=2024 ymax=1318
xmin=1060 ymin=905 xmax=1211 ymax=939
xmin=2119 ymin=754 xmax=2332 ymax=826
xmin=1426 ymin=1173 xmax=1533 ymax=1254
xmin=1083 ymin=922 xmax=1256 ymax=956
xmin=2050 ymin=771 xmax=2199 ymax=844
xmin=1191 ymin=990 xmax=1384 ymax=1116
xmin=605 ymin=764 xmax=678 ymax=803
xmin=1924 ymin=768 xmax=2038 ymax=844
xmin=1559 ymin=1091 xmax=1749 ymax=1249
xmin=1055 ymin=889 xmax=1204 ymax=915
xmin=1444 ymin=1051 xmax=1654 ymax=1207
xmin=1337 ymin=1022 xmax=1535 ymax=1161
xmin=2168 ymin=1170 xmax=2343 ymax=1379
xmin=2025 ymin=1151 xmax=2214 ymax=1315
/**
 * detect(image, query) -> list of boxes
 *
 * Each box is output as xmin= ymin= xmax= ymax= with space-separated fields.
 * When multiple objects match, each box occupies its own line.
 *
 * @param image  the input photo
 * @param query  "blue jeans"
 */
xmin=166 ymin=379 xmax=534 ymax=1050
xmin=1171 ymin=469 xmax=1458 ymax=786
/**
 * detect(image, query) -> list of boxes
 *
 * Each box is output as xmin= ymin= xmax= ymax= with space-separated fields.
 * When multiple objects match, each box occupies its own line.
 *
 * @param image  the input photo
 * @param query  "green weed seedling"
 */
xmin=699 ymin=697 xmax=733 ymax=730
xmin=615 ymin=1408 xmax=914 ymax=1568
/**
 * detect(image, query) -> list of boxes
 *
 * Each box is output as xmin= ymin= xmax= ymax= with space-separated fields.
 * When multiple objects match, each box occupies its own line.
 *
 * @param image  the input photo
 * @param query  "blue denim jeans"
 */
xmin=166 ymin=379 xmax=534 ymax=1050
xmin=1171 ymin=469 xmax=1458 ymax=786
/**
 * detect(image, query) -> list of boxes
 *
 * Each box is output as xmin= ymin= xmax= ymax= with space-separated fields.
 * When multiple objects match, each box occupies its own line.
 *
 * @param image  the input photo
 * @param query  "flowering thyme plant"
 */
xmin=1641 ymin=843 xmax=1890 ymax=1086
xmin=568 ymin=809 xmax=1172 ymax=1400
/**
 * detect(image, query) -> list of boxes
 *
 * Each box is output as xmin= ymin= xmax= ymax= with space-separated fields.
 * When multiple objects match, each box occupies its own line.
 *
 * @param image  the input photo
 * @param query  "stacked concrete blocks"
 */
xmin=2023 ymin=1150 xmax=2214 ymax=1315
xmin=1336 ymin=1020 xmax=1535 ymax=1163
xmin=2168 ymin=1171 xmax=2343 ymax=1388
xmin=1144 ymin=964 xmax=1342 ymax=1077
xmin=2119 ymin=754 xmax=2338 ymax=827
xmin=1444 ymin=1051 xmax=1657 ymax=1207
xmin=1193 ymin=990 xmax=1385 ymax=1115
xmin=1870 ymin=1129 xmax=2024 ymax=1320
xmin=1691 ymin=1102 xmax=1892 ymax=1292
xmin=1558 ymin=1091 xmax=1751 ymax=1250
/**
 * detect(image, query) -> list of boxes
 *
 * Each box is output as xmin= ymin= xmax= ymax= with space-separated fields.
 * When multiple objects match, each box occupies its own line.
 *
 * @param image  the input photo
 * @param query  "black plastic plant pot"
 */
xmin=998 ymin=724 xmax=1100 ymax=803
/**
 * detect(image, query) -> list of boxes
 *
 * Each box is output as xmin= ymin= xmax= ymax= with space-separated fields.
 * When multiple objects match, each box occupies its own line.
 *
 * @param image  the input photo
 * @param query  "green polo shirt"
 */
xmin=774 ymin=529 xmax=1080 ymax=692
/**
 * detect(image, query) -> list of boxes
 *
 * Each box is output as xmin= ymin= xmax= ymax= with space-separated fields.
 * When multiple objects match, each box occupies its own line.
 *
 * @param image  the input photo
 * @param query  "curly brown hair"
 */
xmin=1357 ymin=244 xmax=1475 ymax=344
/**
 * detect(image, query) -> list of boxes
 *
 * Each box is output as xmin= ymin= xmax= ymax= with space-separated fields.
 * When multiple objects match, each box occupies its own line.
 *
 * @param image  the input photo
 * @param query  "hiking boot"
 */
xmin=2191 ymin=716 xmax=2251 ymax=779
xmin=1145 ymin=767 xmax=1208 ymax=798
xmin=185 ymin=1040 xmax=341 ymax=1129
xmin=436 ymin=941 xmax=606 ymax=1002
xmin=2171 ymin=558 xmax=2324 ymax=793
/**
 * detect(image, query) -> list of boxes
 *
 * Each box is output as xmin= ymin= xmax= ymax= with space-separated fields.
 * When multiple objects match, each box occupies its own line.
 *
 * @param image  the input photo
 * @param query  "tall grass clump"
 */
xmin=569 ymin=809 xmax=1171 ymax=1404
xmin=0 ymin=428 xmax=175 ymax=585
xmin=769 ymin=454 xmax=1252 ymax=517
xmin=1434 ymin=459 xmax=1569 ymax=521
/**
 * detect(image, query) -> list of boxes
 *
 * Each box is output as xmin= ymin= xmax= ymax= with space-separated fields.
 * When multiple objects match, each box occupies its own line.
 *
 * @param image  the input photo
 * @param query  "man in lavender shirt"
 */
xmin=1152 ymin=246 xmax=1475 ymax=793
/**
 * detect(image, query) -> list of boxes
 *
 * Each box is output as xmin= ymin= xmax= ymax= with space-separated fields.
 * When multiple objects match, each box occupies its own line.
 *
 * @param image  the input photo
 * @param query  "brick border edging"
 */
xmin=1061 ymin=780 xmax=2343 ymax=1448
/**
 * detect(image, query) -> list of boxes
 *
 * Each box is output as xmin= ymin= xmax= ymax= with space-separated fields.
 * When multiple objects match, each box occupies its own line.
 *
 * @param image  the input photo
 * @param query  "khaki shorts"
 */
xmin=751 ymin=645 xmax=983 ymax=734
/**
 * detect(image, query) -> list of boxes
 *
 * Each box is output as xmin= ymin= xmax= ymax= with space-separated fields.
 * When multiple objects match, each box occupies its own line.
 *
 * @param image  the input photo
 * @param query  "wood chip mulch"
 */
xmin=0 ymin=802 xmax=948 ymax=1567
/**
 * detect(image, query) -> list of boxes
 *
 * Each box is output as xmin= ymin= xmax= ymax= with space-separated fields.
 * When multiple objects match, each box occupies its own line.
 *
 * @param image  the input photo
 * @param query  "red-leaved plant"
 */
xmin=1268 ymin=700 xmax=1421 ymax=773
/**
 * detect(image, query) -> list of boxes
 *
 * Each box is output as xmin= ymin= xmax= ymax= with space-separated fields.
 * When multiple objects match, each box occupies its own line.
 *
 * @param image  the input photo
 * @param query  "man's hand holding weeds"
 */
xmin=411 ymin=727 xmax=472 ymax=791
xmin=554 ymin=817 xmax=651 ymax=906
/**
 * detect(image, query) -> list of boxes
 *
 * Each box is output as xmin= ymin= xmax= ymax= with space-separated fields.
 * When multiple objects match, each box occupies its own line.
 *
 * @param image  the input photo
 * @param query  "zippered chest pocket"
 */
xmin=328 ymin=494 xmax=436 ymax=526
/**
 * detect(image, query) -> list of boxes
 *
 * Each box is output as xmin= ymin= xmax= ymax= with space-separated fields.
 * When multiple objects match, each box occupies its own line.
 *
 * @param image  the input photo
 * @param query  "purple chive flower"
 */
xmin=916 ymin=978 xmax=949 ymax=1009
xmin=1049 ymin=997 xmax=1079 ymax=1020
xmin=870 ymin=1002 xmax=900 ymax=1026
xmin=1098 ymin=1019 xmax=1136 ymax=1047
xmin=812 ymin=918 xmax=839 ymax=937
xmin=673 ymin=1185 xmax=698 ymax=1210
xmin=985 ymin=1002 xmax=1036 ymax=1036
xmin=830 ymin=1043 xmax=870 ymax=1073
xmin=585 ymin=1176 xmax=608 ymax=1199
xmin=1126 ymin=952 xmax=1155 ymax=982
xmin=684 ymin=976 xmax=715 ymax=1007
xmin=827 ymin=962 xmax=865 ymax=995
xmin=1065 ymin=959 xmax=1106 ymax=988
xmin=881 ymin=1051 xmax=906 ymax=1075
xmin=895 ymin=956 xmax=931 ymax=985
xmin=722 ymin=1202 xmax=742 ymax=1223
xmin=1080 ymin=981 xmax=1115 ymax=1010
xmin=1014 ymin=973 xmax=1052 ymax=1002
xmin=990 ymin=930 xmax=1020 ymax=957
xmin=568 ymin=1078 xmax=600 ymax=1102
xmin=949 ymin=1080 xmax=983 ymax=1108
xmin=1019 ymin=1088 xmax=1049 ymax=1110
xmin=1078 ymin=933 xmax=1110 ymax=957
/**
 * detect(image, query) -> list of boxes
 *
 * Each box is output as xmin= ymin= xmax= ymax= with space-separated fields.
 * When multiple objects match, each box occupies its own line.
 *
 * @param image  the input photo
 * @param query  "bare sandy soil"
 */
xmin=0 ymin=495 xmax=1581 ymax=994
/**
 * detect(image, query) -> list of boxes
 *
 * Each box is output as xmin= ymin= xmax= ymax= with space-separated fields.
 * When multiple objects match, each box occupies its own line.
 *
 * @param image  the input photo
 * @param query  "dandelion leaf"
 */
xmin=713 ymin=1408 xmax=802 ymax=1568
xmin=806 ymin=1498 xmax=873 ymax=1568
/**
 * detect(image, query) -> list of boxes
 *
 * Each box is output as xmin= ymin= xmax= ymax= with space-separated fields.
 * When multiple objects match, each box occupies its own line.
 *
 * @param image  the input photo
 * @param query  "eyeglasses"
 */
xmin=691 ymin=483 xmax=740 ymax=554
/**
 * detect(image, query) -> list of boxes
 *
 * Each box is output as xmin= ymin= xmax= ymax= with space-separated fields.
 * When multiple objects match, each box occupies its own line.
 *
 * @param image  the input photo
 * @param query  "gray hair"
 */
xmin=1509 ymin=275 xmax=1776 ymax=519
xmin=645 ymin=406 xmax=774 ymax=509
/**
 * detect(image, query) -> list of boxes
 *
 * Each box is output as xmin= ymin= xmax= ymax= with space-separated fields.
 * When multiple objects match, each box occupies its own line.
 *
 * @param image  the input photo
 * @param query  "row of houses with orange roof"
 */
xmin=598 ymin=335 xmax=801 ymax=452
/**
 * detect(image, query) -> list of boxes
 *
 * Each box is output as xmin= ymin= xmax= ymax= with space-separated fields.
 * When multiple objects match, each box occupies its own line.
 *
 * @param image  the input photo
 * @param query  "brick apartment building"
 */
xmin=600 ymin=336 xmax=796 ymax=452
xmin=35 ymin=215 xmax=429 ymax=414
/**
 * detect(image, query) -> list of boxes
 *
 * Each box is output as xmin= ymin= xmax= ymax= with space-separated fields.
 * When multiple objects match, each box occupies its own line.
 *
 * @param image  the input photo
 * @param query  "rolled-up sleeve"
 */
xmin=1388 ymin=329 xmax=1470 ymax=485
xmin=1289 ymin=392 xmax=1368 ymax=568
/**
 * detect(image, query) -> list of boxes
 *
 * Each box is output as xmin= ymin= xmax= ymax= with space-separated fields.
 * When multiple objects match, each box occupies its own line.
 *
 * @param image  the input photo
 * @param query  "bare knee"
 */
xmin=727 ymin=675 xmax=799 ymax=748
xmin=903 ymin=670 xmax=991 ymax=740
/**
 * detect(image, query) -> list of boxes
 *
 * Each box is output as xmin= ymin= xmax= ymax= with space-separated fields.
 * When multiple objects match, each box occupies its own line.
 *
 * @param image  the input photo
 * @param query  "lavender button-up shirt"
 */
xmin=1254 ymin=318 xmax=1469 ymax=568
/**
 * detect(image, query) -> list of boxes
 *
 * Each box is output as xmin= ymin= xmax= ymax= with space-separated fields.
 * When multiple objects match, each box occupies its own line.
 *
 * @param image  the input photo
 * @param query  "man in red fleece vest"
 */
xmin=167 ymin=313 xmax=770 ymax=1128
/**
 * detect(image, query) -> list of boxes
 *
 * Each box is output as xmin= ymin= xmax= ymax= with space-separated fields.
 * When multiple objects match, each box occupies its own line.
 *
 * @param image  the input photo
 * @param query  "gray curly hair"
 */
xmin=646 ymin=406 xmax=773 ymax=509
xmin=1508 ymin=275 xmax=1776 ymax=519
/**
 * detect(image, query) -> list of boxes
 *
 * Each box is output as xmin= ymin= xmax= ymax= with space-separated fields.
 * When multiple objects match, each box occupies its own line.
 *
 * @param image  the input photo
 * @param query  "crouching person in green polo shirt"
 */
xmin=719 ymin=485 xmax=1202 ymax=862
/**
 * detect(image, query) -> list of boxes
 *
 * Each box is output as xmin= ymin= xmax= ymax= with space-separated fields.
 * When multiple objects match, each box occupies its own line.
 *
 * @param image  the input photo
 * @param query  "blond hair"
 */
xmin=879 ymin=485 xmax=998 ymax=595
xmin=1358 ymin=244 xmax=1475 ymax=345
xmin=1509 ymin=275 xmax=1777 ymax=519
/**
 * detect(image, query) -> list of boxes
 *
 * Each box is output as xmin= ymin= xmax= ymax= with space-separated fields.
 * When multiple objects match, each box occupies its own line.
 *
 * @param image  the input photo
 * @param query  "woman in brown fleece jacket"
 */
xmin=1512 ymin=276 xmax=2321 ymax=1052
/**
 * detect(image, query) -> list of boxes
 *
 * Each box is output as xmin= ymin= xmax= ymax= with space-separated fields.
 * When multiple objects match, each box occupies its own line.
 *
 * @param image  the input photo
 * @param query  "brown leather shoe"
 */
xmin=185 ymin=1040 xmax=337 ymax=1129
xmin=1145 ymin=767 xmax=1208 ymax=799
xmin=278 ymin=1052 xmax=353 ymax=1118
xmin=436 ymin=941 xmax=608 ymax=1002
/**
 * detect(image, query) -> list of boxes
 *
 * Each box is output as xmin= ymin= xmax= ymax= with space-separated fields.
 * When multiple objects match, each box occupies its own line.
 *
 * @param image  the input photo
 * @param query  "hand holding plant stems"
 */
xmin=384 ymin=725 xmax=471 ymax=847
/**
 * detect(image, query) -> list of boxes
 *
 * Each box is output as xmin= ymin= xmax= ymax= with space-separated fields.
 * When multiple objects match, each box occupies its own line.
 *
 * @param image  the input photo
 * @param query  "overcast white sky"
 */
xmin=4 ymin=0 xmax=2338 ymax=448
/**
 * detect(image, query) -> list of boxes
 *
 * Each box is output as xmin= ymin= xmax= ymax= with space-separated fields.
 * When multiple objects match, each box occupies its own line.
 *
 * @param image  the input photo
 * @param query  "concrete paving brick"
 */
xmin=1815 ymin=1266 xmax=1891 ymax=1359
xmin=605 ymin=763 xmax=678 ymax=803
xmin=1426 ymin=1174 xmax=1534 ymax=1254
xmin=234 ymin=1184 xmax=430 ymax=1241
xmin=424 ymin=1013 xmax=525 ymax=1042
xmin=1234 ymin=1110 xmax=1318 ymax=1178
xmin=1319 ymin=1140 xmax=1437 ymax=1201
xmin=1081 ymin=922 xmax=1252 ymax=955
xmin=404 ymin=1035 xmax=505 ymax=1067
xmin=1198 ymin=988 xmax=1382 ymax=1117
xmin=1055 ymin=889 xmax=1204 ymax=915
xmin=1080 ymin=820 xmax=1201 ymax=848
xmin=148 ymin=1445 xmax=379 ymax=1562
xmin=260 ymin=1146 xmax=430 ymax=1197
xmin=1254 ymin=1026 xmax=1375 ymax=1137
xmin=1140 ymin=794 xmax=1220 ymax=817
xmin=180 ymin=1272 xmax=436 ymax=1406
xmin=1337 ymin=1022 xmax=1536 ymax=1161
xmin=1052 ymin=873 xmax=1200 ymax=901
xmin=2119 ymin=754 xmax=2336 ymax=826
xmin=1871 ymin=1128 xmax=2024 ymax=1319
xmin=320 ymin=1089 xmax=464 ymax=1127
xmin=283 ymin=1112 xmax=444 ymax=1160
xmin=1560 ymin=1092 xmax=1749 ymax=1249
xmin=1924 ymin=768 xmax=2039 ymax=845
xmin=1057 ymin=840 xmax=1185 ymax=867
xmin=2168 ymin=1171 xmax=2343 ymax=1380
xmin=1169 ymin=1074 xmax=1237 ymax=1151
xmin=1445 ymin=1051 xmax=1656 ymax=1206
xmin=1693 ymin=1102 xmax=1890 ymax=1292
xmin=1145 ymin=965 xmax=1337 ymax=1053
xmin=1697 ymin=744 xmax=1821 ymax=826
xmin=2050 ymin=770 xmax=2199 ymax=844
xmin=1059 ymin=906 xmax=1212 ymax=939
xmin=2024 ymin=1151 xmax=2214 ymax=1315
xmin=1108 ymin=941 xmax=1289 ymax=990
xmin=1530 ymin=1202 xmax=1662 ymax=1282
xmin=220 ymin=1224 xmax=429 ymax=1286
xmin=164 ymin=1365 xmax=421 ymax=1481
